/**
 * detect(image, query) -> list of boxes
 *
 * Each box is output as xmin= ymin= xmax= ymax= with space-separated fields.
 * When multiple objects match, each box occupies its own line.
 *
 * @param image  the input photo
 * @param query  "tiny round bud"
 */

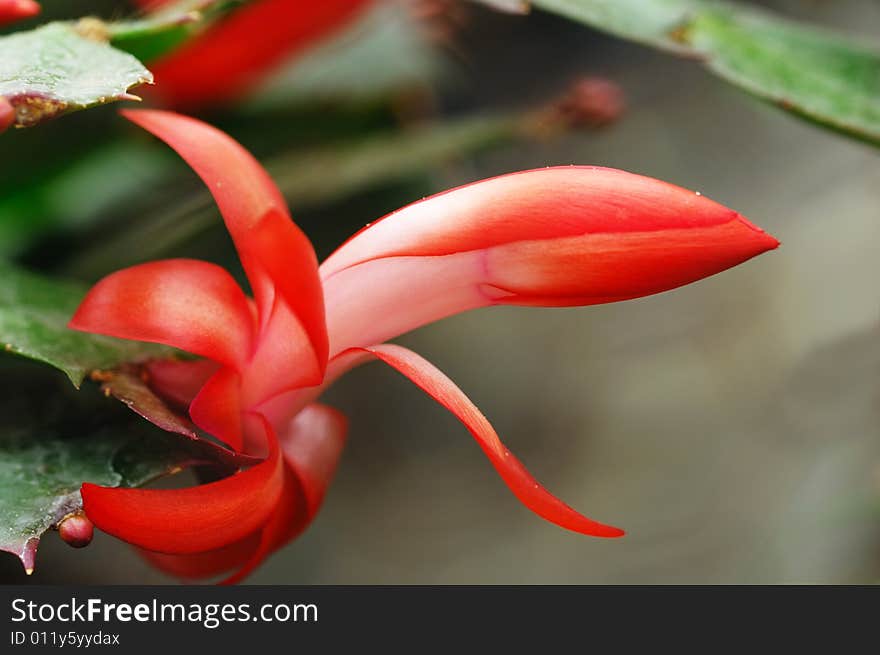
xmin=551 ymin=77 xmax=626 ymax=128
xmin=58 ymin=512 xmax=94 ymax=549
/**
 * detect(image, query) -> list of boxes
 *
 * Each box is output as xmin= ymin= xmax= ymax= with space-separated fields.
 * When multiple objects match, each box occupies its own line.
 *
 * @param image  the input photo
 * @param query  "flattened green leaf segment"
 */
xmin=512 ymin=0 xmax=880 ymax=146
xmin=0 ymin=416 xmax=245 ymax=573
xmin=690 ymin=7 xmax=880 ymax=146
xmin=0 ymin=22 xmax=152 ymax=128
xmin=529 ymin=0 xmax=698 ymax=52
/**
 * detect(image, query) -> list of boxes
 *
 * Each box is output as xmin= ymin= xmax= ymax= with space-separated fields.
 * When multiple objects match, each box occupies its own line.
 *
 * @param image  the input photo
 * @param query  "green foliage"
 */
xmin=0 ymin=378 xmax=242 ymax=571
xmin=0 ymin=22 xmax=151 ymax=128
xmin=691 ymin=6 xmax=880 ymax=145
xmin=0 ymin=262 xmax=172 ymax=386
xmin=523 ymin=0 xmax=880 ymax=145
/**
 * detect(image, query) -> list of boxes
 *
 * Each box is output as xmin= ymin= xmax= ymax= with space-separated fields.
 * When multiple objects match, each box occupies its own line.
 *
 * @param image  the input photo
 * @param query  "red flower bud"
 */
xmin=57 ymin=512 xmax=94 ymax=549
xmin=550 ymin=76 xmax=626 ymax=128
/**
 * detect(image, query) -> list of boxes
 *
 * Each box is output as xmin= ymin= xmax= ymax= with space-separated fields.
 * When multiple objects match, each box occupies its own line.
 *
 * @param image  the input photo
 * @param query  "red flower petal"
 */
xmin=121 ymin=109 xmax=328 ymax=382
xmin=81 ymin=416 xmax=284 ymax=554
xmin=69 ymin=259 xmax=255 ymax=368
xmin=220 ymin=403 xmax=348 ymax=584
xmin=337 ymin=344 xmax=625 ymax=538
xmin=121 ymin=110 xmax=287 ymax=227
xmin=189 ymin=368 xmax=244 ymax=452
xmin=137 ymin=404 xmax=347 ymax=582
xmin=240 ymin=297 xmax=326 ymax=408
xmin=145 ymin=358 xmax=220 ymax=410
xmin=219 ymin=467 xmax=302 ymax=585
xmin=0 ymin=0 xmax=39 ymax=26
xmin=320 ymin=167 xmax=778 ymax=355
xmin=147 ymin=0 xmax=374 ymax=108
xmin=278 ymin=403 xmax=348 ymax=520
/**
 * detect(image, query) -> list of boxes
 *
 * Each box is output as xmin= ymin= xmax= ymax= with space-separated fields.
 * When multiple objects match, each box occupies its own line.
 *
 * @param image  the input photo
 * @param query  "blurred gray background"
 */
xmin=5 ymin=0 xmax=880 ymax=584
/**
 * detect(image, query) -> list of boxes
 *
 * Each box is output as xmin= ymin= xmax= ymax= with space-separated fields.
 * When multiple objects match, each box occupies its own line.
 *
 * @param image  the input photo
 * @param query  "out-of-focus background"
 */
xmin=2 ymin=0 xmax=880 ymax=584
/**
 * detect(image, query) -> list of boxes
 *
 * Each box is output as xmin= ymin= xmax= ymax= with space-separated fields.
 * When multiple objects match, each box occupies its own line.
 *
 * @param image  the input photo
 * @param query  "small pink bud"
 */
xmin=551 ymin=76 xmax=626 ymax=128
xmin=58 ymin=512 xmax=94 ymax=549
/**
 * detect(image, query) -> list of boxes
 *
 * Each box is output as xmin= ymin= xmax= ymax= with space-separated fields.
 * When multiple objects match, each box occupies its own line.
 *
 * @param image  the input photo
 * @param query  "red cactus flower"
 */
xmin=69 ymin=110 xmax=778 ymax=582
xmin=137 ymin=0 xmax=374 ymax=109
xmin=0 ymin=0 xmax=39 ymax=26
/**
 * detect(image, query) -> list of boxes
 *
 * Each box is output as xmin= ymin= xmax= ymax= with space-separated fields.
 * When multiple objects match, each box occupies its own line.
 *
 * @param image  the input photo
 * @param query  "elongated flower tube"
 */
xmin=140 ymin=0 xmax=374 ymax=109
xmin=69 ymin=109 xmax=778 ymax=581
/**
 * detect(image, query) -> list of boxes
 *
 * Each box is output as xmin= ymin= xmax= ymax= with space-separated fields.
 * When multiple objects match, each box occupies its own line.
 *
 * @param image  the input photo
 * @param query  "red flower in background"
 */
xmin=69 ymin=110 xmax=778 ymax=582
xmin=135 ymin=0 xmax=374 ymax=108
xmin=0 ymin=0 xmax=38 ymax=26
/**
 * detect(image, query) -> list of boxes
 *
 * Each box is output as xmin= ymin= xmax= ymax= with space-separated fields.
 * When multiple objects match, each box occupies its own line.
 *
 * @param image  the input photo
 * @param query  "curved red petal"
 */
xmin=240 ymin=297 xmax=325 ymax=409
xmin=81 ymin=417 xmax=284 ymax=554
xmin=148 ymin=0 xmax=373 ymax=108
xmin=220 ymin=403 xmax=348 ymax=584
xmin=219 ymin=467 xmax=302 ymax=585
xmin=121 ymin=109 xmax=328 ymax=375
xmin=321 ymin=167 xmax=778 ymax=355
xmin=121 ymin=110 xmax=286 ymax=233
xmin=340 ymin=344 xmax=624 ymax=538
xmin=241 ymin=211 xmax=328 ymax=378
xmin=145 ymin=358 xmax=220 ymax=410
xmin=189 ymin=368 xmax=244 ymax=452
xmin=69 ymin=259 xmax=254 ymax=368
xmin=278 ymin=403 xmax=348 ymax=521
xmin=0 ymin=0 xmax=39 ymax=26
xmin=140 ymin=405 xmax=347 ymax=583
